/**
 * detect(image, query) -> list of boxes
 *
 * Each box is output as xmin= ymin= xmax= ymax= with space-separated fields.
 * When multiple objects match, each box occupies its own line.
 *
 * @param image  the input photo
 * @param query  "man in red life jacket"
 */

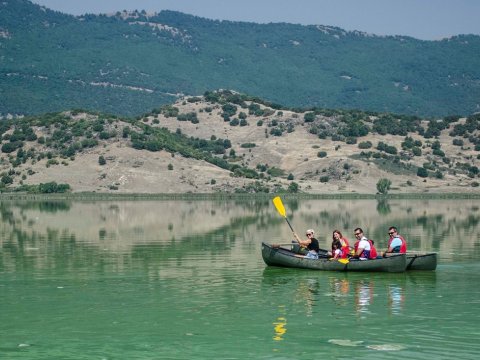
xmin=382 ymin=226 xmax=407 ymax=257
xmin=352 ymin=228 xmax=377 ymax=260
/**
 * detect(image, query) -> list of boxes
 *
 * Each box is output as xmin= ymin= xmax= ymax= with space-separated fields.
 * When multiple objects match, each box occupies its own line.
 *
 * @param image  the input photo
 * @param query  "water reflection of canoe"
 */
xmin=261 ymin=243 xmax=406 ymax=273
xmin=405 ymin=253 xmax=437 ymax=271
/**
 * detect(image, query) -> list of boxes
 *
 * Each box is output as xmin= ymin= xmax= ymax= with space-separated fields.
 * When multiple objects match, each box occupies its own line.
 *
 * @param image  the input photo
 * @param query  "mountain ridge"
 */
xmin=1 ymin=0 xmax=480 ymax=117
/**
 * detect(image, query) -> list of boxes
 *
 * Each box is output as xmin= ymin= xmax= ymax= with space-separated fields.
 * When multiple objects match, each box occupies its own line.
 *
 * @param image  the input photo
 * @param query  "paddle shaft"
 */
xmin=284 ymin=217 xmax=294 ymax=232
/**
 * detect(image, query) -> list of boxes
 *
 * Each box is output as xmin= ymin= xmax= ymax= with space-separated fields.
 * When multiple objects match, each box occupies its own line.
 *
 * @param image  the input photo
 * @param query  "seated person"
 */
xmin=332 ymin=239 xmax=342 ymax=259
xmin=352 ymin=228 xmax=377 ymax=260
xmin=383 ymin=226 xmax=407 ymax=256
xmin=330 ymin=230 xmax=351 ymax=258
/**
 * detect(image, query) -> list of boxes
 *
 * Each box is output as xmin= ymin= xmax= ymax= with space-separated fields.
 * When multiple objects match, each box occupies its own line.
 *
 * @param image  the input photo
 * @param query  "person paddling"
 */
xmin=293 ymin=229 xmax=320 ymax=259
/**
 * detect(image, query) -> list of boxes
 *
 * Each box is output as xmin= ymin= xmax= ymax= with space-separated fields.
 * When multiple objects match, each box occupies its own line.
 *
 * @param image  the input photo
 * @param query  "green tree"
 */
xmin=376 ymin=178 xmax=392 ymax=194
xmin=98 ymin=155 xmax=106 ymax=165
xmin=1 ymin=174 xmax=13 ymax=185
xmin=288 ymin=182 xmax=299 ymax=193
xmin=304 ymin=112 xmax=315 ymax=122
xmin=417 ymin=167 xmax=428 ymax=178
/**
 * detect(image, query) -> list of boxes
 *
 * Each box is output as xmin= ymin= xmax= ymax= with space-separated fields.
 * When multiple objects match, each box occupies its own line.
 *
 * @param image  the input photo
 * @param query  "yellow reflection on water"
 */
xmin=273 ymin=316 xmax=287 ymax=341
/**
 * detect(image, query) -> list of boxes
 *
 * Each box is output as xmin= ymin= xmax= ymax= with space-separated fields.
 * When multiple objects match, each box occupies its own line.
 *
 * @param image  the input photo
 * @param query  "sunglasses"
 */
xmin=354 ymin=232 xmax=362 ymax=236
xmin=388 ymin=232 xmax=395 ymax=235
xmin=306 ymin=233 xmax=312 ymax=237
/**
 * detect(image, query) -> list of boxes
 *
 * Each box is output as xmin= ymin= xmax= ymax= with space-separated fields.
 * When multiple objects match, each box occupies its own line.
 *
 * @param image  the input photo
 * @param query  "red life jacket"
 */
xmin=340 ymin=238 xmax=350 ymax=259
xmin=388 ymin=235 xmax=407 ymax=253
xmin=368 ymin=240 xmax=378 ymax=259
xmin=353 ymin=240 xmax=359 ymax=253
xmin=340 ymin=237 xmax=350 ymax=248
xmin=354 ymin=239 xmax=377 ymax=259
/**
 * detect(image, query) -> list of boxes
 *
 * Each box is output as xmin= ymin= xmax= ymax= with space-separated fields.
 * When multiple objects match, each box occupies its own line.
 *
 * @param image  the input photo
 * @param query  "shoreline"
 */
xmin=0 ymin=192 xmax=478 ymax=201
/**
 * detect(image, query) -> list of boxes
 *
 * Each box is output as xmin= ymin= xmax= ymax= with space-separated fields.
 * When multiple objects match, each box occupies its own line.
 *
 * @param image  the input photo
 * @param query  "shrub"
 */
xmin=38 ymin=182 xmax=70 ymax=193
xmin=46 ymin=159 xmax=59 ymax=167
xmin=287 ymin=173 xmax=294 ymax=180
xmin=320 ymin=176 xmax=329 ymax=183
xmin=358 ymin=141 xmax=372 ymax=149
xmin=433 ymin=148 xmax=445 ymax=157
xmin=270 ymin=128 xmax=283 ymax=136
xmin=377 ymin=141 xmax=397 ymax=155
xmin=222 ymin=103 xmax=237 ymax=117
xmin=288 ymin=182 xmax=299 ymax=193
xmin=376 ymin=178 xmax=392 ymax=194
xmin=304 ymin=112 xmax=315 ymax=122
xmin=161 ymin=105 xmax=179 ymax=117
xmin=168 ymin=163 xmax=173 ymax=170
xmin=240 ymin=143 xmax=256 ymax=148
xmin=412 ymin=147 xmax=422 ymax=156
xmin=1 ymin=174 xmax=13 ymax=185
xmin=98 ymin=156 xmax=106 ymax=165
xmin=417 ymin=167 xmax=428 ymax=178
xmin=1 ymin=142 xmax=21 ymax=153
xmin=317 ymin=151 xmax=327 ymax=158
xmin=266 ymin=167 xmax=285 ymax=177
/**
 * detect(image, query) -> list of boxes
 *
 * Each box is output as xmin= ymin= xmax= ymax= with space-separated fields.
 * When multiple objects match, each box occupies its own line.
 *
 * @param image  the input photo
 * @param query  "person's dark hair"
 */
xmin=333 ymin=239 xmax=342 ymax=249
xmin=354 ymin=227 xmax=363 ymax=234
xmin=332 ymin=230 xmax=343 ymax=241
xmin=388 ymin=226 xmax=398 ymax=233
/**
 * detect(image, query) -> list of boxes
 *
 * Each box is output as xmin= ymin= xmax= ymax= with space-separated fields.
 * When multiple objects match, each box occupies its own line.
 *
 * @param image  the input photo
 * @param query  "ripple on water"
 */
xmin=328 ymin=339 xmax=364 ymax=347
xmin=329 ymin=340 xmax=406 ymax=351
xmin=367 ymin=344 xmax=406 ymax=351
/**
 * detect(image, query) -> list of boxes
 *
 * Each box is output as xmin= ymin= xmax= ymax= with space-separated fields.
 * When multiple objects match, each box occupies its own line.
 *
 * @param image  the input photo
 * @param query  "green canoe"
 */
xmin=405 ymin=253 xmax=437 ymax=270
xmin=290 ymin=243 xmax=437 ymax=271
xmin=262 ymin=242 xmax=406 ymax=273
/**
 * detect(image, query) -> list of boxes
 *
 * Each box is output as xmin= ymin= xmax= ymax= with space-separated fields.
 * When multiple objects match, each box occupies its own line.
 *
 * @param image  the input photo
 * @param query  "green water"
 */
xmin=1 ymin=199 xmax=479 ymax=359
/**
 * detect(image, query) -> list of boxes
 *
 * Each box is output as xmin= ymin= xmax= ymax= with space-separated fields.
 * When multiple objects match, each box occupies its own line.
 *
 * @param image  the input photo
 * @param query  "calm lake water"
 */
xmin=1 ymin=198 xmax=479 ymax=359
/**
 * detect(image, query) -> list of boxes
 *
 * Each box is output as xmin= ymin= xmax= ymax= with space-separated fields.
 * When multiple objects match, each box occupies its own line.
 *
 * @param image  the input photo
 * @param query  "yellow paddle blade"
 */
xmin=272 ymin=196 xmax=286 ymax=218
xmin=338 ymin=258 xmax=349 ymax=264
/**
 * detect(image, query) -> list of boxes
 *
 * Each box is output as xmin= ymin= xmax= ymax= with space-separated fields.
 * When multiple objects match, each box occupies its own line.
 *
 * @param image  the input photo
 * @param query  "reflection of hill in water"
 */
xmin=287 ymin=199 xmax=479 ymax=255
xmin=0 ymin=199 xmax=479 ymax=271
xmin=0 ymin=200 xmax=272 ymax=272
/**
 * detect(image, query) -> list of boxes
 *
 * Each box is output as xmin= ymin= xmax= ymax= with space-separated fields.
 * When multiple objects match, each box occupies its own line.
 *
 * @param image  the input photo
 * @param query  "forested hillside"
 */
xmin=1 ymin=0 xmax=480 ymax=117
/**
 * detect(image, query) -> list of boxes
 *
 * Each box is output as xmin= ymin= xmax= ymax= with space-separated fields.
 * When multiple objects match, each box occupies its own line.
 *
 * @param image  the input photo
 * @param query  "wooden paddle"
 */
xmin=272 ymin=196 xmax=294 ymax=232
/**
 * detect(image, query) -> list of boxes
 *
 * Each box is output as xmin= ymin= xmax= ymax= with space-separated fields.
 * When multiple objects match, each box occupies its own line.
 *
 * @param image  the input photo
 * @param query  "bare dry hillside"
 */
xmin=1 ymin=91 xmax=479 ymax=194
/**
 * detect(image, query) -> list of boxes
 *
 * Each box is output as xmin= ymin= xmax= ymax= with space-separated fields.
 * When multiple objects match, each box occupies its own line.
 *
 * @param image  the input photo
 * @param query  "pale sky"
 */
xmin=31 ymin=0 xmax=480 ymax=40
